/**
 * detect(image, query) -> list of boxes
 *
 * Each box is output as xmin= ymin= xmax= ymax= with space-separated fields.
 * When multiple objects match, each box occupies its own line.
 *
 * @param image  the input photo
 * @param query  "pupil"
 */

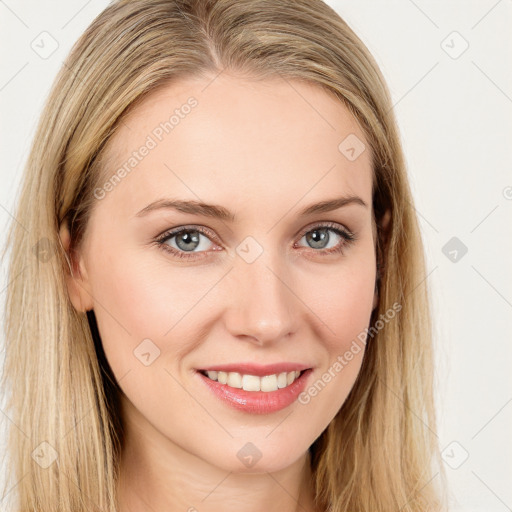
xmin=306 ymin=228 xmax=329 ymax=249
xmin=176 ymin=230 xmax=200 ymax=251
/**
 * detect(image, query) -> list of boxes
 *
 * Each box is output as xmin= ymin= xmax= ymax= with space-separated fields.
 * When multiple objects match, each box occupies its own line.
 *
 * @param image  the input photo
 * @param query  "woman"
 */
xmin=1 ymin=0 xmax=447 ymax=510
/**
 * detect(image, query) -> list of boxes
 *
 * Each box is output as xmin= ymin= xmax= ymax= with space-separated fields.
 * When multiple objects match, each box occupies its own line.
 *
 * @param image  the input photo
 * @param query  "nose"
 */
xmin=223 ymin=252 xmax=298 ymax=346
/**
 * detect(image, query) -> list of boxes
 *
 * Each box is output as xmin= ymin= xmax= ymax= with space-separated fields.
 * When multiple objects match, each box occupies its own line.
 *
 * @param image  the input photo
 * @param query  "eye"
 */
xmin=155 ymin=226 xmax=219 ymax=260
xmin=154 ymin=222 xmax=356 ymax=261
xmin=295 ymin=222 xmax=356 ymax=256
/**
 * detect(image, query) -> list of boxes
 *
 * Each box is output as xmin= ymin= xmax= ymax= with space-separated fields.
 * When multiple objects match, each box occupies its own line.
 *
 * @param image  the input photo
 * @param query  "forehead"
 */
xmin=96 ymin=73 xmax=373 ymax=220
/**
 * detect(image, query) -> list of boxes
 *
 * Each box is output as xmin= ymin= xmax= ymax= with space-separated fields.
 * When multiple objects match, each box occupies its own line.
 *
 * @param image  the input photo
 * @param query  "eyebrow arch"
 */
xmin=135 ymin=195 xmax=368 ymax=221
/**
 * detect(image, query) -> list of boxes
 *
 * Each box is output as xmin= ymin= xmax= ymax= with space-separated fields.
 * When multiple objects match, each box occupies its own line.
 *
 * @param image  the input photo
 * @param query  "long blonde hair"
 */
xmin=1 ymin=0 xmax=447 ymax=510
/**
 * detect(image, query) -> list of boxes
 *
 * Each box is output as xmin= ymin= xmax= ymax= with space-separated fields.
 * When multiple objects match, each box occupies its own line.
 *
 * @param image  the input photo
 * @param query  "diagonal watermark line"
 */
xmin=407 ymin=0 xmax=439 ymax=29
xmin=0 ymin=0 xmax=29 ymax=28
xmin=472 ymin=397 xmax=512 ymax=439
xmin=471 ymin=265 xmax=512 ymax=308
xmin=0 ymin=62 xmax=29 ymax=91
xmin=379 ymin=376 xmax=439 ymax=439
xmin=201 ymin=67 xmax=225 ymax=93
xmin=387 ymin=62 xmax=439 ymax=114
xmin=163 ymin=163 xmax=234 ymax=237
xmin=265 ymin=410 xmax=294 ymax=438
xmin=61 ymin=61 xmax=132 ymax=131
xmin=102 ymin=367 xmax=131 ymax=392
xmin=162 ymin=267 xmax=234 ymax=337
xmin=0 ymin=266 xmax=27 ymax=296
xmin=0 ymin=473 xmax=28 ymax=505
xmin=0 ymin=406 xmax=30 ymax=439
xmin=470 ymin=204 xmax=499 ymax=233
xmin=399 ymin=472 xmax=439 ymax=511
xmin=471 ymin=0 xmax=504 ymax=30
xmin=164 ymin=163 xmax=202 ymax=199
xmin=0 ymin=202 xmax=29 ymax=233
xmin=61 ymin=369 xmax=132 ymax=440
xmin=416 ymin=210 xmax=439 ymax=233
xmin=117 ymin=368 xmax=132 ymax=384
xmin=407 ymin=198 xmax=439 ymax=233
xmin=61 ymin=0 xmax=92 ymax=29
xmin=472 ymin=471 xmax=512 ymax=511
xmin=164 ymin=368 xmax=234 ymax=438
xmin=472 ymin=61 xmax=512 ymax=105
xmin=61 ymin=404 xmax=95 ymax=439
xmin=265 ymin=265 xmax=336 ymax=336
xmin=74 ymin=279 xmax=133 ymax=336
xmin=265 ymin=471 xmax=309 ymax=512
xmin=63 ymin=471 xmax=103 ymax=512
xmin=266 ymin=164 xmax=336 ymax=234
xmin=201 ymin=471 xmax=233 ymax=501
xmin=278 ymin=72 xmax=336 ymax=130
xmin=406 ymin=266 xmax=438 ymax=298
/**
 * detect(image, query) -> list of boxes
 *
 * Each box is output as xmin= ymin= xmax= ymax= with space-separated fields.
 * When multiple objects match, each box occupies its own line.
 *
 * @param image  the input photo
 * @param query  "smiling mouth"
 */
xmin=198 ymin=369 xmax=308 ymax=392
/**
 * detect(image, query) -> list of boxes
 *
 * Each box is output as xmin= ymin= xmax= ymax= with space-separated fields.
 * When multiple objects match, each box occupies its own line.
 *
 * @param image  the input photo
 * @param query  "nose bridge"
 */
xmin=225 ymin=244 xmax=297 ymax=344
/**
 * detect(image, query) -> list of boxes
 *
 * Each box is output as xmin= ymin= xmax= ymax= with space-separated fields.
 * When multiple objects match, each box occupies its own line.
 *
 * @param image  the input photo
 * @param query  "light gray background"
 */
xmin=1 ymin=1 xmax=511 ymax=510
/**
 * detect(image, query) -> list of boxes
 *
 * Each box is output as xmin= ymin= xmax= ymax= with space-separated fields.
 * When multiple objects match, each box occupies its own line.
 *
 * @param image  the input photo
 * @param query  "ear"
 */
xmin=59 ymin=220 xmax=94 ymax=312
xmin=372 ymin=208 xmax=391 ymax=311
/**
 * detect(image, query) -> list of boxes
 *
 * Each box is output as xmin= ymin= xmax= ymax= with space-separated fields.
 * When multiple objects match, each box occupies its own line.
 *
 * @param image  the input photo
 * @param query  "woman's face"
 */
xmin=65 ymin=72 xmax=377 ymax=473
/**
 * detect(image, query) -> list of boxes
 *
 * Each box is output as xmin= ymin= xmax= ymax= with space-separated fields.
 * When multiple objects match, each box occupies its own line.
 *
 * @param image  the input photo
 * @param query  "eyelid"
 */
xmin=294 ymin=220 xmax=353 ymax=241
xmin=155 ymin=224 xmax=221 ymax=245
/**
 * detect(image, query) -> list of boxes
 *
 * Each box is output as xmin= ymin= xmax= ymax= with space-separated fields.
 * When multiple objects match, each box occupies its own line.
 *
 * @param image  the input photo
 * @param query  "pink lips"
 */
xmin=196 ymin=367 xmax=313 ymax=414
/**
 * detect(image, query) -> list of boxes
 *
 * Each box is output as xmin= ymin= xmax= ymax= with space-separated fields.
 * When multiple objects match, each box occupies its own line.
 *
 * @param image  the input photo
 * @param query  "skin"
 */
xmin=60 ymin=71 xmax=380 ymax=512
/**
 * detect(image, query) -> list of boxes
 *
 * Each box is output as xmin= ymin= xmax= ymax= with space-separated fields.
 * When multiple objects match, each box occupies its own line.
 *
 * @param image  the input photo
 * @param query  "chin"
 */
xmin=203 ymin=437 xmax=310 ymax=474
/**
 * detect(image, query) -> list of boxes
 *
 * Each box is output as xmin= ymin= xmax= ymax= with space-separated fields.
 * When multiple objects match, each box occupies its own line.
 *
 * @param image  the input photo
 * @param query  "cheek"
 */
xmin=86 ymin=250 xmax=211 ymax=415
xmin=87 ymin=243 xmax=234 ymax=379
xmin=318 ymin=261 xmax=376 ymax=352
xmin=303 ymin=239 xmax=377 ymax=352
xmin=293 ymin=240 xmax=376 ymax=419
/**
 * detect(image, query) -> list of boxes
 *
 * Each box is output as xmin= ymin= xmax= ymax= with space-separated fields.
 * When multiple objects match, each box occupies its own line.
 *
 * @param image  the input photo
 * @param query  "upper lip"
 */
xmin=197 ymin=362 xmax=312 ymax=377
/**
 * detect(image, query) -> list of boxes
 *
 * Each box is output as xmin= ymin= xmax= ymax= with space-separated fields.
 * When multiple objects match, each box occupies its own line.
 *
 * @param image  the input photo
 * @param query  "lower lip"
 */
xmin=196 ymin=369 xmax=313 ymax=414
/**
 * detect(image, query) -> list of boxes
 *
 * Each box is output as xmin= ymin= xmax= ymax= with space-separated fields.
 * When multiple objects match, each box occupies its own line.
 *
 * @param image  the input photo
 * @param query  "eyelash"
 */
xmin=153 ymin=222 xmax=357 ymax=261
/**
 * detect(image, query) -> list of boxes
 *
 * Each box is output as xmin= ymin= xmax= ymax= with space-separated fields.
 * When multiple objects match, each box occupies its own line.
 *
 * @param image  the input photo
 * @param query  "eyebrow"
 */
xmin=135 ymin=195 xmax=368 ymax=221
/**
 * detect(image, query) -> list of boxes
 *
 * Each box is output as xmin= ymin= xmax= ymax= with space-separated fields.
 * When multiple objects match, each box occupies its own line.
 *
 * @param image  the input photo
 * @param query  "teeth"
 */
xmin=261 ymin=374 xmax=277 ymax=392
xmin=203 ymin=370 xmax=303 ymax=392
xmin=277 ymin=372 xmax=288 ymax=388
xmin=242 ymin=374 xmax=260 ymax=391
xmin=227 ymin=372 xmax=242 ymax=388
